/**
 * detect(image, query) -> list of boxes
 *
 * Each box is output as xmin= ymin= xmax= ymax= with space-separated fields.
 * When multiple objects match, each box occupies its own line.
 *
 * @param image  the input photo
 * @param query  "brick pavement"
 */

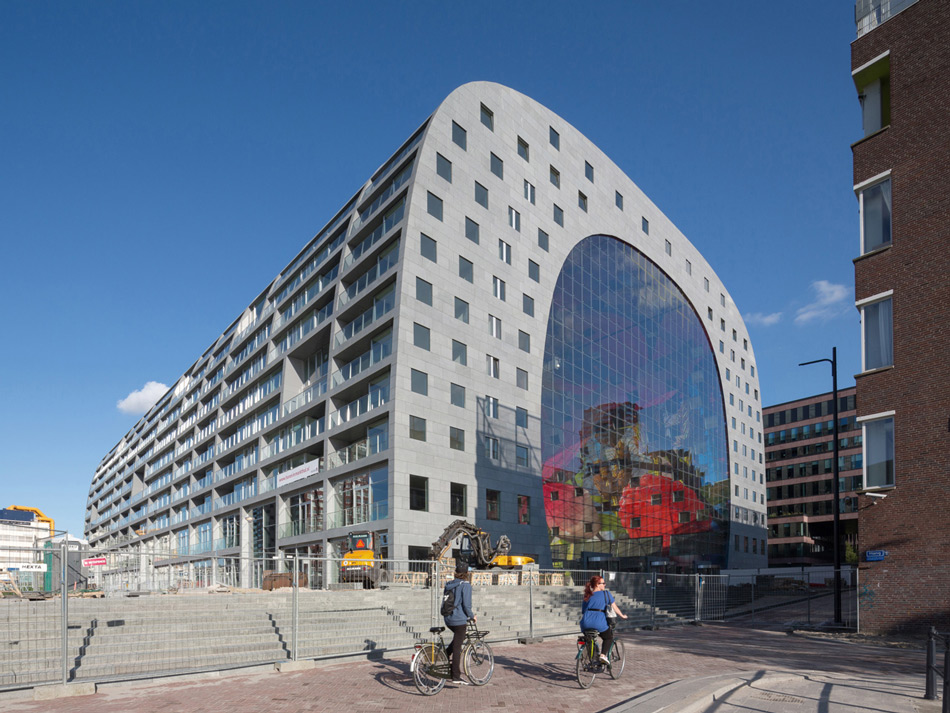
xmin=0 ymin=623 xmax=930 ymax=713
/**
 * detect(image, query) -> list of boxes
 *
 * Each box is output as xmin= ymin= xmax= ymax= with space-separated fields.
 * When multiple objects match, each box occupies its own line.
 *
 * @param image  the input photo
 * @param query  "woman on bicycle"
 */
xmin=580 ymin=575 xmax=627 ymax=664
xmin=443 ymin=562 xmax=476 ymax=685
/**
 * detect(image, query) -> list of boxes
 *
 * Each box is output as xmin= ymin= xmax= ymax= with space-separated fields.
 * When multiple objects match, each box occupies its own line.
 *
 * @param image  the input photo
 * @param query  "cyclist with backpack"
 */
xmin=442 ymin=562 xmax=476 ymax=685
xmin=580 ymin=575 xmax=627 ymax=664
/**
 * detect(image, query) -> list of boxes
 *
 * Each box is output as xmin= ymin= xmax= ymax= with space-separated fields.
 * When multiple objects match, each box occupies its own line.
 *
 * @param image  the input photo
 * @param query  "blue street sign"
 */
xmin=865 ymin=550 xmax=888 ymax=561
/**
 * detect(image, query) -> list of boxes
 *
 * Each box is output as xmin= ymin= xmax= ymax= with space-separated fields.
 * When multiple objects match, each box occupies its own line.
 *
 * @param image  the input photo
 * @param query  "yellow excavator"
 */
xmin=340 ymin=531 xmax=389 ymax=589
xmin=428 ymin=519 xmax=534 ymax=570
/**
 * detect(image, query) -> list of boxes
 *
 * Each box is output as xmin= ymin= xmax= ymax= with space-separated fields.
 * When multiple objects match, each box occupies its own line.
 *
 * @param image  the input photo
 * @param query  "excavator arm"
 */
xmin=428 ymin=519 xmax=512 ymax=568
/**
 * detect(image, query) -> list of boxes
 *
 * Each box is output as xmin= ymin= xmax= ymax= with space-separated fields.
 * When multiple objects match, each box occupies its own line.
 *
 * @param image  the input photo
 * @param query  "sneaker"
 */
xmin=598 ymin=654 xmax=610 ymax=665
xmin=450 ymin=679 xmax=471 ymax=686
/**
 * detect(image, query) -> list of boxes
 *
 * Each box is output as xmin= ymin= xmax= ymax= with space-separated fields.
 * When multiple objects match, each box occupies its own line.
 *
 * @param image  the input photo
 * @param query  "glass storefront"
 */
xmin=542 ymin=235 xmax=729 ymax=571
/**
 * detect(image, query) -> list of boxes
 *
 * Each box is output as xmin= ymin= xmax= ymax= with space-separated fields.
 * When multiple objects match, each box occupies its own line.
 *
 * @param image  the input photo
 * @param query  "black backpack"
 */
xmin=441 ymin=584 xmax=457 ymax=616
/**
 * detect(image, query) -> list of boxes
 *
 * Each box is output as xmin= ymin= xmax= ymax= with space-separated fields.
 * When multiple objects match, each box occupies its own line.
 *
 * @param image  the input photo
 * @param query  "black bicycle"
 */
xmin=575 ymin=627 xmax=625 ymax=689
xmin=412 ymin=619 xmax=494 ymax=695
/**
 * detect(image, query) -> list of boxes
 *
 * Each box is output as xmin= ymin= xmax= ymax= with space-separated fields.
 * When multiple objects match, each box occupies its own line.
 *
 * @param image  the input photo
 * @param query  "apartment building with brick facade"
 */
xmin=851 ymin=0 xmax=950 ymax=633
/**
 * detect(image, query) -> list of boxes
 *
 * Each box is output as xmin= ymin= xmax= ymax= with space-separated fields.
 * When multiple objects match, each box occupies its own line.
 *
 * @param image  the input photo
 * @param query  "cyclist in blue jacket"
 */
xmin=580 ymin=575 xmax=627 ymax=664
xmin=443 ymin=563 xmax=476 ymax=684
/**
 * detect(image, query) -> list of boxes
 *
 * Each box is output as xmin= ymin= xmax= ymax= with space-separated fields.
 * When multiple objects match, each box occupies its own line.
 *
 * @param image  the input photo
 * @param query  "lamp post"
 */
xmin=799 ymin=347 xmax=842 ymax=625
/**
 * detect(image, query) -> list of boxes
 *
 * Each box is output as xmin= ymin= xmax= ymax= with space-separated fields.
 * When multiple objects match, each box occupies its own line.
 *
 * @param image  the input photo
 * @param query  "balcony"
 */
xmin=326 ymin=500 xmax=388 ymax=530
xmin=856 ymin=0 xmax=919 ymax=37
xmin=278 ymin=517 xmax=324 ymax=539
xmin=282 ymin=378 xmax=329 ymax=418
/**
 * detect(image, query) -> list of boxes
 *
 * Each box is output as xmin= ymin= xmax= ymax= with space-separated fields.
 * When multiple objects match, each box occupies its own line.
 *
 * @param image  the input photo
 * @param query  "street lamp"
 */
xmin=799 ymin=347 xmax=842 ymax=626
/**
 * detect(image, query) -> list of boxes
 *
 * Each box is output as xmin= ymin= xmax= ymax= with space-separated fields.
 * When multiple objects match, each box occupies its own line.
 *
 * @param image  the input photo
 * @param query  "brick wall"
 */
xmin=852 ymin=0 xmax=950 ymax=634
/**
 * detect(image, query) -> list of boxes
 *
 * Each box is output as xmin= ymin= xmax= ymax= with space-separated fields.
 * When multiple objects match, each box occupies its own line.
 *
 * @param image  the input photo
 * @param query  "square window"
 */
xmin=538 ymin=228 xmax=549 ymax=252
xmin=528 ymin=260 xmax=540 ymax=282
xmin=553 ymin=204 xmax=563 ymax=226
xmin=524 ymin=180 xmax=535 ymax=204
xmin=465 ymin=217 xmax=479 ymax=244
xmin=651 ymin=494 xmax=662 ymax=506
xmin=413 ymin=323 xmax=430 ymax=350
xmin=490 ymin=152 xmax=504 ymax=179
xmin=427 ymin=192 xmax=443 ymax=221
xmin=452 ymin=339 xmax=467 ymax=365
xmin=486 ymin=487 xmax=500 ymax=518
xmin=416 ymin=277 xmax=432 ymax=305
xmin=516 ymin=368 xmax=528 ymax=390
xmin=523 ymin=294 xmax=534 ymax=317
xmin=863 ymin=297 xmax=893 ymax=370
xmin=409 ymin=415 xmax=426 ymax=441
xmin=409 ymin=475 xmax=428 ymax=511
xmin=615 ymin=191 xmax=623 ymax=210
xmin=856 ymin=60 xmax=890 ymax=136
xmin=549 ymin=126 xmax=559 ymax=149
xmin=578 ymin=191 xmax=587 ymax=212
xmin=436 ymin=153 xmax=452 ymax=182
xmin=861 ymin=178 xmax=892 ymax=253
xmin=584 ymin=161 xmax=594 ymax=182
xmin=452 ymin=121 xmax=467 ymax=150
xmin=420 ymin=233 xmax=437 ymax=262
xmin=517 ymin=136 xmax=529 ymax=161
xmin=642 ymin=217 xmax=649 ymax=234
xmin=450 ymin=426 xmax=465 ymax=451
xmin=517 ymin=493 xmax=530 ymax=521
xmin=678 ymin=511 xmax=690 ymax=524
xmin=455 ymin=297 xmax=469 ymax=324
xmin=480 ymin=103 xmax=494 ymax=130
xmin=493 ymin=275 xmax=506 ymax=301
xmin=450 ymin=383 xmax=465 ymax=408
xmin=498 ymin=239 xmax=511 ymax=265
xmin=665 ymin=240 xmax=672 ymax=256
xmin=410 ymin=369 xmax=428 ymax=395
xmin=516 ymin=447 xmax=530 ymax=469
xmin=475 ymin=181 xmax=488 ymax=208
xmin=487 ymin=355 xmax=499 ymax=378
xmin=516 ymin=407 xmax=528 ymax=428
xmin=508 ymin=206 xmax=521 ymax=231
xmin=450 ymin=482 xmax=466 ymax=517
xmin=485 ymin=395 xmax=499 ymax=418
xmin=518 ymin=330 xmax=530 ymax=353
xmin=550 ymin=165 xmax=560 ymax=188
xmin=459 ymin=256 xmax=473 ymax=282
xmin=489 ymin=314 xmax=502 ymax=339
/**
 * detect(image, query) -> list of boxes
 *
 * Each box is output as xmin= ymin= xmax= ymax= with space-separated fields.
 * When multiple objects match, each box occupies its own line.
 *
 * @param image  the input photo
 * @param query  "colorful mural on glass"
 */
xmin=541 ymin=236 xmax=728 ymax=571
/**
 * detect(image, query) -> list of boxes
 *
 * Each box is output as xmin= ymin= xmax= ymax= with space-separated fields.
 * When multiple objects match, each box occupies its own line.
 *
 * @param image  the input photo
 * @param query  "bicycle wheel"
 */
xmin=575 ymin=650 xmax=597 ymax=689
xmin=413 ymin=645 xmax=448 ymax=696
xmin=463 ymin=640 xmax=494 ymax=685
xmin=608 ymin=639 xmax=625 ymax=679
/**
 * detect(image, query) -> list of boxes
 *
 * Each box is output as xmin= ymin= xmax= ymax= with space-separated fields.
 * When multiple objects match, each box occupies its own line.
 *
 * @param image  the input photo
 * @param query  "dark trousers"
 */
xmin=598 ymin=625 xmax=614 ymax=657
xmin=449 ymin=624 xmax=467 ymax=679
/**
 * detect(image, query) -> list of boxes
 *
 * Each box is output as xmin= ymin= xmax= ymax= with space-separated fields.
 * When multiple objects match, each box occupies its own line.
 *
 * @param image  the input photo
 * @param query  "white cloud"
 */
xmin=744 ymin=311 xmax=783 ymax=327
xmin=117 ymin=381 xmax=168 ymax=415
xmin=794 ymin=280 xmax=851 ymax=325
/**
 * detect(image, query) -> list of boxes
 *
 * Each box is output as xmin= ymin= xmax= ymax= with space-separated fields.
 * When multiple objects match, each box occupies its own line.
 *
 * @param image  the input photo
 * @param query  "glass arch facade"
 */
xmin=541 ymin=235 xmax=729 ymax=571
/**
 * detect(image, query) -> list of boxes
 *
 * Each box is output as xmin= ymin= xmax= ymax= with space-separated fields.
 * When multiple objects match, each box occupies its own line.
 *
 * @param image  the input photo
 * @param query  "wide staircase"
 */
xmin=0 ymin=583 xmax=687 ymax=688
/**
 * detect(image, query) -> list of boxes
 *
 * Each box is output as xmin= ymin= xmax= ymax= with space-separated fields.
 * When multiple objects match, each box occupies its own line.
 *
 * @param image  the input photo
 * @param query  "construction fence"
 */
xmin=0 ymin=543 xmax=858 ymax=691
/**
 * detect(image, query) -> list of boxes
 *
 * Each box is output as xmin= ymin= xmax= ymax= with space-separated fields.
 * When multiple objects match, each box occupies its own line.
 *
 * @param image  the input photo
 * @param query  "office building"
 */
xmin=85 ymin=82 xmax=765 ymax=584
xmin=852 ymin=0 xmax=950 ymax=632
xmin=764 ymin=389 xmax=860 ymax=566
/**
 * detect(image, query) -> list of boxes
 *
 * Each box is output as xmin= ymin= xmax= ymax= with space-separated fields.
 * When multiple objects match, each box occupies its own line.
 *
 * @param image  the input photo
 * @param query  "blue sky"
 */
xmin=0 ymin=2 xmax=861 ymax=537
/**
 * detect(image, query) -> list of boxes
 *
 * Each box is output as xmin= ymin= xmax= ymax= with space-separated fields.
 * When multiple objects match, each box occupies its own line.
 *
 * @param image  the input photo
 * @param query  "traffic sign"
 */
xmin=865 ymin=550 xmax=888 ymax=561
